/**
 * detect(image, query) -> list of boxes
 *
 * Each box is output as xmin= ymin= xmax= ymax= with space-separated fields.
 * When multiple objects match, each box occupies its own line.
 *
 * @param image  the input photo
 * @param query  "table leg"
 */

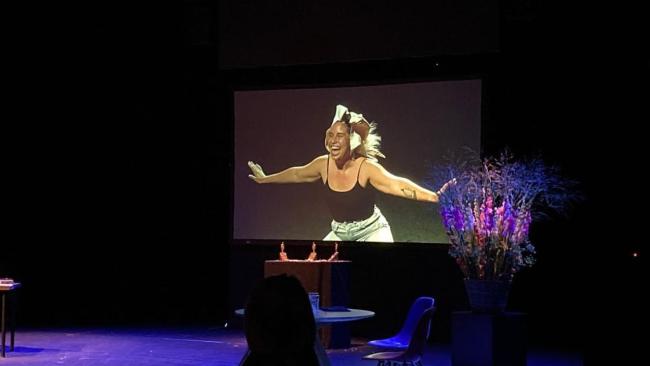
xmin=1 ymin=293 xmax=6 ymax=358
xmin=10 ymin=293 xmax=15 ymax=351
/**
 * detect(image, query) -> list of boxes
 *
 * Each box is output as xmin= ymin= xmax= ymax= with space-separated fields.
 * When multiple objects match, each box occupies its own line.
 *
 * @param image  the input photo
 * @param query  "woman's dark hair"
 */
xmin=243 ymin=274 xmax=318 ymax=366
xmin=340 ymin=110 xmax=352 ymax=125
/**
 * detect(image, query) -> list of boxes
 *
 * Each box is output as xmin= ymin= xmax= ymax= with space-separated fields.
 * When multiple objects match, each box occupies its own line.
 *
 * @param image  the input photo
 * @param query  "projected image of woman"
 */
xmin=247 ymin=105 xmax=453 ymax=242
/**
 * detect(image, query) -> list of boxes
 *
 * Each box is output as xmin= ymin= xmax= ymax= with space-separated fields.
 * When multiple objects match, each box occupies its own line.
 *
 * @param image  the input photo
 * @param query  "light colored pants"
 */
xmin=323 ymin=205 xmax=394 ymax=242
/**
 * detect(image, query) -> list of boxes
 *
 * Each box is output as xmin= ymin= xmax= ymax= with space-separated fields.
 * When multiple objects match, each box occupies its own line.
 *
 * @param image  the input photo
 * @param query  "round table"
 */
xmin=235 ymin=308 xmax=374 ymax=324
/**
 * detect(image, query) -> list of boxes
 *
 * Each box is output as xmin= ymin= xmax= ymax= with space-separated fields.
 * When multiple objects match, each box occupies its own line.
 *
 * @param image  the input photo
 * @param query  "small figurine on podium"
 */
xmin=306 ymin=242 xmax=317 ymax=261
xmin=328 ymin=242 xmax=339 ymax=261
xmin=279 ymin=242 xmax=288 ymax=261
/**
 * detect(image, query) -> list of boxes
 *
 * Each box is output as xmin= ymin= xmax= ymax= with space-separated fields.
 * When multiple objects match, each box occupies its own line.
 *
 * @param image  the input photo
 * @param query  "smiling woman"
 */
xmin=246 ymin=104 xmax=452 ymax=243
xmin=234 ymin=80 xmax=482 ymax=243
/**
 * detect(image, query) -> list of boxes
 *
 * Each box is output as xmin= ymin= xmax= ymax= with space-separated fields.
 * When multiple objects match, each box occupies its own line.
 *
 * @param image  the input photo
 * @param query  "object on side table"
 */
xmin=279 ymin=242 xmax=288 ymax=261
xmin=306 ymin=242 xmax=317 ymax=261
xmin=328 ymin=242 xmax=339 ymax=261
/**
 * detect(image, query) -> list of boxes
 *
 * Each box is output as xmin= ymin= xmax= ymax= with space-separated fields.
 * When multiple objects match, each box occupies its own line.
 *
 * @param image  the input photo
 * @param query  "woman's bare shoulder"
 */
xmin=361 ymin=158 xmax=384 ymax=171
xmin=359 ymin=158 xmax=386 ymax=183
xmin=306 ymin=155 xmax=329 ymax=171
xmin=312 ymin=155 xmax=328 ymax=164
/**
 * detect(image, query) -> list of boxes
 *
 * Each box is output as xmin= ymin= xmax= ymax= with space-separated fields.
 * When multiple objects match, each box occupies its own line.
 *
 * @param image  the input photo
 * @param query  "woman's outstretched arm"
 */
xmin=364 ymin=160 xmax=453 ymax=203
xmin=248 ymin=155 xmax=327 ymax=184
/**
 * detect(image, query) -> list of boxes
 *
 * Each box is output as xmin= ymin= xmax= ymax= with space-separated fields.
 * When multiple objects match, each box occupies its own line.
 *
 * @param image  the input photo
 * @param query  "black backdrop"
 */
xmin=3 ymin=1 xmax=646 ymax=360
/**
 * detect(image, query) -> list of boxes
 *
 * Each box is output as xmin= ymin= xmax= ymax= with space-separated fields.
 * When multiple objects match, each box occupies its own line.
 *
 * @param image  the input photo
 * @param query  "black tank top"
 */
xmin=323 ymin=157 xmax=375 ymax=222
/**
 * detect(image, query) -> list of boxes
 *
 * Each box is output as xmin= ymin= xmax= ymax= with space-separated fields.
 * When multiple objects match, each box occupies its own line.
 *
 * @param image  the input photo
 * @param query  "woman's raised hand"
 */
xmin=439 ymin=178 xmax=457 ymax=195
xmin=248 ymin=161 xmax=266 ymax=182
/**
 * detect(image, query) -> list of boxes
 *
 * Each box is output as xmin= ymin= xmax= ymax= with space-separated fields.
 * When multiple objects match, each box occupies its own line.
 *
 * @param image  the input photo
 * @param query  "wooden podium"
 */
xmin=264 ymin=260 xmax=351 ymax=348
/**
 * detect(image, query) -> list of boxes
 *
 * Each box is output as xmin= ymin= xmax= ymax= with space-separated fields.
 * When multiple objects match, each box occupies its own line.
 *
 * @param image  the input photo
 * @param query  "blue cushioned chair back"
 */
xmin=395 ymin=297 xmax=434 ymax=343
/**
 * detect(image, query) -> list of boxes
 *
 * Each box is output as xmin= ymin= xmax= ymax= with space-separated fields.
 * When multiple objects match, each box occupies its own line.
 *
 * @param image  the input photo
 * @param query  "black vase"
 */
xmin=464 ymin=279 xmax=511 ymax=313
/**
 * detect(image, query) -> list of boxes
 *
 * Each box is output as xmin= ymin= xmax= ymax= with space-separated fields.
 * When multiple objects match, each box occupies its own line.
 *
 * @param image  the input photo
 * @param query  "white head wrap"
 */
xmin=331 ymin=104 xmax=368 ymax=150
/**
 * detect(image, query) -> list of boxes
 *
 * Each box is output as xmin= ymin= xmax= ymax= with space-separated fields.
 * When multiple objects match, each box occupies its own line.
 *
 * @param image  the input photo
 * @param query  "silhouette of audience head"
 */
xmin=243 ymin=274 xmax=318 ymax=366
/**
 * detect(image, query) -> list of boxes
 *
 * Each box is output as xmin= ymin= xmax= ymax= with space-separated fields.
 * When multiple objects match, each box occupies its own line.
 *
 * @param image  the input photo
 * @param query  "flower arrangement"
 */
xmin=435 ymin=151 xmax=577 ymax=282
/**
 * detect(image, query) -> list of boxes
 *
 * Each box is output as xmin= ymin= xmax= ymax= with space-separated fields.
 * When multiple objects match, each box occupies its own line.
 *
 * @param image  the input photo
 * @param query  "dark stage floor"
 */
xmin=0 ymin=327 xmax=582 ymax=365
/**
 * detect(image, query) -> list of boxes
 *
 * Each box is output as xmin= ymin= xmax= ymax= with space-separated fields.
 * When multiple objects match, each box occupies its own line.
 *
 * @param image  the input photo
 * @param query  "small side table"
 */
xmin=0 ymin=283 xmax=21 ymax=358
xmin=451 ymin=311 xmax=527 ymax=366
